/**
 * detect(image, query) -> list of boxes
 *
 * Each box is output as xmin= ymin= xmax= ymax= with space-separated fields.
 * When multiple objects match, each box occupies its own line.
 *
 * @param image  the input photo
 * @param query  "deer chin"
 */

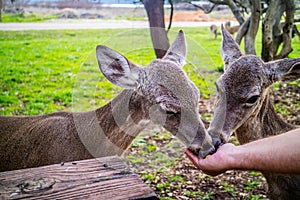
xmin=188 ymin=137 xmax=225 ymax=158
xmin=187 ymin=141 xmax=217 ymax=158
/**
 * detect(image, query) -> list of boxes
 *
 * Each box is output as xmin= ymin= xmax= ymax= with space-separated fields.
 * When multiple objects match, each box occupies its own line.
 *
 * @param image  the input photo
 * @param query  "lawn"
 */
xmin=2 ymin=13 xmax=58 ymax=22
xmin=0 ymin=27 xmax=227 ymax=115
xmin=1 ymin=27 xmax=299 ymax=116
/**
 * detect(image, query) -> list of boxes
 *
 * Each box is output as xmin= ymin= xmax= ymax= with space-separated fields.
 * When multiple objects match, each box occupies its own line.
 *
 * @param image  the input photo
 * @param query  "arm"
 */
xmin=184 ymin=128 xmax=300 ymax=176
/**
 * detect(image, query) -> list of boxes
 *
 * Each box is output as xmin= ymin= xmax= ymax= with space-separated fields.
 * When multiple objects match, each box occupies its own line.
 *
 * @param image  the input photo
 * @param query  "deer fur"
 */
xmin=208 ymin=26 xmax=300 ymax=199
xmin=0 ymin=31 xmax=215 ymax=172
xmin=224 ymin=21 xmax=240 ymax=35
xmin=210 ymin=24 xmax=218 ymax=40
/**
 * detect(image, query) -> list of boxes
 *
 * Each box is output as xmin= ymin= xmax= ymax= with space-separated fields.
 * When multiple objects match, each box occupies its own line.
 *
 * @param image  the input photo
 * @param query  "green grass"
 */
xmin=2 ymin=13 xmax=58 ymax=22
xmin=0 ymin=28 xmax=219 ymax=115
xmin=0 ymin=27 xmax=299 ymax=116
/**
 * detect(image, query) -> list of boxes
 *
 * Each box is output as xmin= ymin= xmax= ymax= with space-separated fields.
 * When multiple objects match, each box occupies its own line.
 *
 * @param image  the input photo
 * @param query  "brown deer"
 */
xmin=210 ymin=24 xmax=218 ymax=40
xmin=208 ymin=26 xmax=300 ymax=199
xmin=0 ymin=31 xmax=216 ymax=172
xmin=224 ymin=21 xmax=240 ymax=35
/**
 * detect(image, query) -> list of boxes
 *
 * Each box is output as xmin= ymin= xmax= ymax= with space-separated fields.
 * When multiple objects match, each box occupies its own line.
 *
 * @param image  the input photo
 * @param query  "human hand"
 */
xmin=184 ymin=143 xmax=236 ymax=176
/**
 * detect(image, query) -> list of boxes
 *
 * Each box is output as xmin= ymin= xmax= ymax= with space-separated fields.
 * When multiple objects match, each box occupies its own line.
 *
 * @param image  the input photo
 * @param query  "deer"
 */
xmin=208 ymin=25 xmax=300 ymax=199
xmin=0 ymin=30 xmax=217 ymax=172
xmin=224 ymin=21 xmax=240 ymax=36
xmin=210 ymin=24 xmax=218 ymax=40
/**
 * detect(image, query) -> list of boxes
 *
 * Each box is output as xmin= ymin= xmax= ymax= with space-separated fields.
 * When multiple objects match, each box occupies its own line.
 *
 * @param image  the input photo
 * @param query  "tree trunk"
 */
xmin=262 ymin=0 xmax=280 ymax=62
xmin=143 ymin=0 xmax=170 ymax=58
xmin=0 ymin=0 xmax=2 ymax=22
xmin=235 ymin=17 xmax=250 ymax=45
xmin=272 ymin=0 xmax=285 ymax=57
xmin=244 ymin=0 xmax=261 ymax=55
xmin=275 ymin=0 xmax=295 ymax=59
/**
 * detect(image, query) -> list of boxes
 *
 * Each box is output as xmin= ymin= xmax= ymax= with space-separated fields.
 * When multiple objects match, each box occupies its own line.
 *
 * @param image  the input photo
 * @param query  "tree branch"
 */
xmin=262 ymin=0 xmax=280 ymax=61
xmin=272 ymin=0 xmax=285 ymax=56
xmin=167 ymin=0 xmax=173 ymax=33
xmin=235 ymin=16 xmax=251 ymax=44
xmin=224 ymin=0 xmax=245 ymax=24
xmin=188 ymin=2 xmax=216 ymax=14
xmin=275 ymin=0 xmax=295 ymax=59
xmin=0 ymin=0 xmax=2 ymax=22
xmin=292 ymin=24 xmax=300 ymax=41
xmin=208 ymin=0 xmax=228 ymax=5
xmin=244 ymin=0 xmax=261 ymax=55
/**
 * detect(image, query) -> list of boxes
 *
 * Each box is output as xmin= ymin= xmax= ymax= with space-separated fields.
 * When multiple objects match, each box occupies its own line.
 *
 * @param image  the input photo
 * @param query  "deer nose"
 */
xmin=188 ymin=138 xmax=224 ymax=158
xmin=213 ymin=138 xmax=224 ymax=148
xmin=211 ymin=138 xmax=224 ymax=153
xmin=188 ymin=143 xmax=215 ymax=159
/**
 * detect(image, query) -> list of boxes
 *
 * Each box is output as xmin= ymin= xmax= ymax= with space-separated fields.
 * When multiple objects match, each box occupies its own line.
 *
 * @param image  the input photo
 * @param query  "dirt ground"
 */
xmin=164 ymin=9 xmax=236 ymax=22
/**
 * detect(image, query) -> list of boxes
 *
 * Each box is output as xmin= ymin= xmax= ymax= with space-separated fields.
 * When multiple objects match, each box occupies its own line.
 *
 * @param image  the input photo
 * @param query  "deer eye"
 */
xmin=165 ymin=111 xmax=176 ymax=115
xmin=246 ymin=95 xmax=260 ymax=104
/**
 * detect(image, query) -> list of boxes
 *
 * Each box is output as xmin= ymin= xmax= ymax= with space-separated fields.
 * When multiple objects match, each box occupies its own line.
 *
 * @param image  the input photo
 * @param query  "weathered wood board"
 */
xmin=0 ymin=156 xmax=158 ymax=200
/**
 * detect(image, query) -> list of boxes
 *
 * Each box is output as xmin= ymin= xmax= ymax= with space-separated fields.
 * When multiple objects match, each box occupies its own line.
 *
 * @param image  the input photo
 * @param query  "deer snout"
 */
xmin=211 ymin=137 xmax=224 ymax=152
xmin=188 ymin=144 xmax=215 ymax=159
xmin=188 ymin=134 xmax=216 ymax=158
xmin=188 ymin=138 xmax=224 ymax=158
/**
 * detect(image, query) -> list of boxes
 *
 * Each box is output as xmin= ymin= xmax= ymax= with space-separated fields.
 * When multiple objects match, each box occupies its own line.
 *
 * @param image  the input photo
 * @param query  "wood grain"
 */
xmin=0 ymin=156 xmax=158 ymax=200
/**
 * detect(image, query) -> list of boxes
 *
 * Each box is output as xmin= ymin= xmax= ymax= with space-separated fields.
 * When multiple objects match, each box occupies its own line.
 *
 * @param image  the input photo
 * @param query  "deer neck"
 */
xmin=236 ymin=92 xmax=294 ymax=144
xmin=97 ymin=90 xmax=151 ymax=147
xmin=74 ymin=90 xmax=151 ymax=157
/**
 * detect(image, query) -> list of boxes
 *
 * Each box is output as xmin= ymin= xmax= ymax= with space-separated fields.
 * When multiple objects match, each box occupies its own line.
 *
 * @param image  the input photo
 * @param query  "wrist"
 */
xmin=226 ymin=144 xmax=248 ymax=170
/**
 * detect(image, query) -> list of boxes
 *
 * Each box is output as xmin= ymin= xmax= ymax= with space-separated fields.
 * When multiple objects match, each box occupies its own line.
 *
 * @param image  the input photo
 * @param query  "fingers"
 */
xmin=184 ymin=148 xmax=221 ymax=176
xmin=184 ymin=148 xmax=201 ymax=168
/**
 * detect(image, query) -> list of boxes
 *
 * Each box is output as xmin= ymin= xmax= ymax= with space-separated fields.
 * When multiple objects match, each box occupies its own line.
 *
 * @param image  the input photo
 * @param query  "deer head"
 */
xmin=208 ymin=25 xmax=300 ymax=144
xmin=96 ymin=30 xmax=215 ymax=158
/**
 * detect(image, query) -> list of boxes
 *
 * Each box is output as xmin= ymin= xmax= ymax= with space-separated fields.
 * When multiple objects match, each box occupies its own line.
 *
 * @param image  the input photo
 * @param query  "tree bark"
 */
xmin=0 ymin=0 xmax=2 ymax=22
xmin=143 ymin=0 xmax=170 ymax=58
xmin=275 ymin=0 xmax=295 ymax=59
xmin=209 ymin=0 xmax=245 ymax=24
xmin=167 ymin=0 xmax=173 ymax=32
xmin=244 ymin=0 xmax=261 ymax=55
xmin=262 ymin=0 xmax=280 ymax=62
xmin=206 ymin=0 xmax=296 ymax=61
xmin=224 ymin=0 xmax=245 ymax=25
xmin=235 ymin=16 xmax=250 ymax=44
xmin=189 ymin=2 xmax=216 ymax=14
xmin=272 ymin=0 xmax=285 ymax=57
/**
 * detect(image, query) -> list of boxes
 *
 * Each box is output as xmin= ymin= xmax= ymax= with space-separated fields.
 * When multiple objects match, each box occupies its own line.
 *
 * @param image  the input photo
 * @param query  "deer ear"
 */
xmin=264 ymin=58 xmax=300 ymax=83
xmin=163 ymin=30 xmax=187 ymax=67
xmin=221 ymin=24 xmax=243 ymax=71
xmin=96 ymin=45 xmax=140 ymax=89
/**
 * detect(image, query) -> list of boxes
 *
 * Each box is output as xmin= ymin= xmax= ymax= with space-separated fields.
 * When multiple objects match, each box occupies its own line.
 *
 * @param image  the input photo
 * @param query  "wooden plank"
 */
xmin=0 ymin=156 xmax=158 ymax=200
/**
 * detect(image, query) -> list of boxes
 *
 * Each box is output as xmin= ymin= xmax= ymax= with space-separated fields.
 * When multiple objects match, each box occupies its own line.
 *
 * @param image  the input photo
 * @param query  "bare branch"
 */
xmin=0 ymin=0 xmax=2 ymax=22
xmin=244 ymin=0 xmax=261 ymax=55
xmin=188 ymin=2 xmax=216 ymax=14
xmin=262 ymin=0 xmax=280 ymax=61
xmin=208 ymin=0 xmax=228 ymax=4
xmin=235 ymin=16 xmax=251 ymax=44
xmin=292 ymin=24 xmax=300 ymax=41
xmin=234 ymin=0 xmax=250 ymax=14
xmin=224 ymin=0 xmax=245 ymax=24
xmin=167 ymin=0 xmax=173 ymax=33
xmin=275 ymin=0 xmax=295 ymax=59
xmin=271 ymin=1 xmax=285 ymax=56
